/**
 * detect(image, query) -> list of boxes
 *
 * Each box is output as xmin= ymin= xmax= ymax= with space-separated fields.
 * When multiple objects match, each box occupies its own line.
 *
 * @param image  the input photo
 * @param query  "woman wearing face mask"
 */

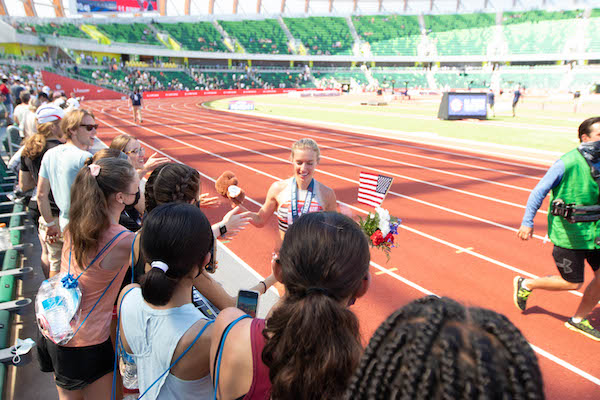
xmin=109 ymin=134 xmax=168 ymax=232
xmin=243 ymin=138 xmax=337 ymax=246
xmin=118 ymin=203 xmax=217 ymax=399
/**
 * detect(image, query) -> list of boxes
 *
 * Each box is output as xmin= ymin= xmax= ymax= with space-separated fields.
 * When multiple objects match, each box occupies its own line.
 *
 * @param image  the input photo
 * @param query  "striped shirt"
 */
xmin=276 ymin=177 xmax=324 ymax=232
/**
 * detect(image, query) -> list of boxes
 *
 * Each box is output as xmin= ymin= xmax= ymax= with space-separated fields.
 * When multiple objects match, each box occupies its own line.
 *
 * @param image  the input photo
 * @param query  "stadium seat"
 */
xmin=154 ymin=22 xmax=228 ymax=52
xmin=283 ymin=17 xmax=353 ymax=56
xmin=95 ymin=23 xmax=162 ymax=46
xmin=219 ymin=19 xmax=289 ymax=54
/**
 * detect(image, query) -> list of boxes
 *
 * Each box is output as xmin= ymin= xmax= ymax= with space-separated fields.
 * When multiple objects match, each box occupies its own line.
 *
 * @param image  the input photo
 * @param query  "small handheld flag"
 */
xmin=358 ymin=172 xmax=393 ymax=208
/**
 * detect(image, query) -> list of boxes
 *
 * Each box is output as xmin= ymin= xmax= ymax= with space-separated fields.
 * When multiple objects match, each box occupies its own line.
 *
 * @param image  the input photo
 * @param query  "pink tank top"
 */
xmin=243 ymin=319 xmax=271 ymax=400
xmin=60 ymin=224 xmax=132 ymax=347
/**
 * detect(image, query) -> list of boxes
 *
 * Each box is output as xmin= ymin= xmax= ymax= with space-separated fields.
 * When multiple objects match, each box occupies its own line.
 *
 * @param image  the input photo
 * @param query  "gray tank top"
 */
xmin=120 ymin=288 xmax=213 ymax=399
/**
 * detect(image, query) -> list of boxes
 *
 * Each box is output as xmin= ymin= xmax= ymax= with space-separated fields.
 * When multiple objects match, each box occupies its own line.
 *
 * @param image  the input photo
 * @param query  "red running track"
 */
xmin=86 ymin=97 xmax=599 ymax=399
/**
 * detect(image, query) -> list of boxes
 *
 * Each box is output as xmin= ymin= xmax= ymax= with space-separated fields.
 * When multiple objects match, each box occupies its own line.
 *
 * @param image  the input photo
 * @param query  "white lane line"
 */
xmin=154 ymin=102 xmax=535 ymax=191
xmin=94 ymin=106 xmax=567 ymax=285
xmin=123 ymin=102 xmax=550 ymax=238
xmin=137 ymin=103 xmax=539 ymax=212
xmin=200 ymin=102 xmax=553 ymax=169
xmin=93 ymin=107 xmax=599 ymax=387
xmin=173 ymin=100 xmax=546 ymax=178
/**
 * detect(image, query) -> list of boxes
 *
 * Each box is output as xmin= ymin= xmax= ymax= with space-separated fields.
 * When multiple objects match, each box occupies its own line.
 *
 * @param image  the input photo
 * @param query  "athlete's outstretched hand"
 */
xmin=517 ymin=225 xmax=533 ymax=240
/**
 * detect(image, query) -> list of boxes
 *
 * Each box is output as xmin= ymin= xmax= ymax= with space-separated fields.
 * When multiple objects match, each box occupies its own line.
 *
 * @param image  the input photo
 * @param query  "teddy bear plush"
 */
xmin=215 ymin=171 xmax=246 ymax=205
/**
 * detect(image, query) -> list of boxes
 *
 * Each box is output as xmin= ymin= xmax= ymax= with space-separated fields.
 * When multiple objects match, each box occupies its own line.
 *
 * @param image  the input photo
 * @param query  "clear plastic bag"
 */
xmin=35 ymin=273 xmax=82 ymax=345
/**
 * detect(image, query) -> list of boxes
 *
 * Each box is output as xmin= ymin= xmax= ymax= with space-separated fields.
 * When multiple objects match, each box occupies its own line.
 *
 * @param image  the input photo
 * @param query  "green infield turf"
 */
xmin=205 ymin=93 xmax=600 ymax=154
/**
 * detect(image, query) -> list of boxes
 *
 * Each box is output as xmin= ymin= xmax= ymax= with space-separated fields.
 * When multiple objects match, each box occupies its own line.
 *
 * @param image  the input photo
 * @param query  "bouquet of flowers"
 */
xmin=358 ymin=207 xmax=401 ymax=262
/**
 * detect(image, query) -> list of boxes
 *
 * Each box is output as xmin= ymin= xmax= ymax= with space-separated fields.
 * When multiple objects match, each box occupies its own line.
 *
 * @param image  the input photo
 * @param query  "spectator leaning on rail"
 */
xmin=515 ymin=117 xmax=600 ymax=341
xmin=36 ymin=108 xmax=96 ymax=277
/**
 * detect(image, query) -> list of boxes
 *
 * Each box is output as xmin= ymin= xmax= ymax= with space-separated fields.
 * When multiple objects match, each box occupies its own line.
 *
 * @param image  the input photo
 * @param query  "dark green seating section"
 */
xmin=313 ymin=71 xmax=367 ymax=85
xmin=283 ymin=17 xmax=353 ymax=55
xmin=423 ymin=13 xmax=495 ymax=56
xmin=155 ymin=22 xmax=228 ymax=52
xmin=196 ymin=72 xmax=255 ymax=90
xmin=502 ymin=10 xmax=581 ymax=54
xmin=353 ymin=15 xmax=420 ymax=56
xmin=499 ymin=71 xmax=564 ymax=89
xmin=254 ymin=72 xmax=315 ymax=89
xmin=372 ymin=71 xmax=428 ymax=88
xmin=96 ymin=23 xmax=162 ymax=46
xmin=219 ymin=19 xmax=289 ymax=54
xmin=570 ymin=70 xmax=600 ymax=90
xmin=434 ymin=72 xmax=492 ymax=89
xmin=156 ymin=71 xmax=197 ymax=89
xmin=23 ymin=23 xmax=89 ymax=39
xmin=586 ymin=18 xmax=600 ymax=52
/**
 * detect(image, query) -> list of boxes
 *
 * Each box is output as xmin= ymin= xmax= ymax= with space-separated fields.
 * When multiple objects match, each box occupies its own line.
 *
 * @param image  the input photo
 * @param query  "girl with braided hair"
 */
xmin=346 ymin=296 xmax=545 ymax=400
xmin=210 ymin=211 xmax=371 ymax=400
xmin=134 ymin=163 xmax=275 ymax=310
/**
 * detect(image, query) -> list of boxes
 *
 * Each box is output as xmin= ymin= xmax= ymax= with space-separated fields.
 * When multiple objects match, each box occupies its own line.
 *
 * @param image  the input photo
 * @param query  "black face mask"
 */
xmin=126 ymin=190 xmax=141 ymax=207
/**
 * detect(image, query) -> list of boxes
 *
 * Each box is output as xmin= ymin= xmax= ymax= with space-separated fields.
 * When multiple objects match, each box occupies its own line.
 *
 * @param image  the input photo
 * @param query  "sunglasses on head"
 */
xmin=80 ymin=124 xmax=98 ymax=131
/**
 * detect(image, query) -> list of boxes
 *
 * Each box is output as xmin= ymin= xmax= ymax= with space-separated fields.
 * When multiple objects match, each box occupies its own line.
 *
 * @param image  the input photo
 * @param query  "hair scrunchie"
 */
xmin=88 ymin=164 xmax=101 ymax=177
xmin=151 ymin=261 xmax=169 ymax=273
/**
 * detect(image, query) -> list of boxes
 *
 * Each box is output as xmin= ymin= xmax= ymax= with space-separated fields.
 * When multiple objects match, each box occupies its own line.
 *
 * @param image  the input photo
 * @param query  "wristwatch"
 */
xmin=219 ymin=223 xmax=227 ymax=237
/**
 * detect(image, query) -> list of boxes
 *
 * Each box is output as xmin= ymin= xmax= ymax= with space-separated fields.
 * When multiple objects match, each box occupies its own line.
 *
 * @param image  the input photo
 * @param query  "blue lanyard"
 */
xmin=290 ymin=178 xmax=314 ymax=223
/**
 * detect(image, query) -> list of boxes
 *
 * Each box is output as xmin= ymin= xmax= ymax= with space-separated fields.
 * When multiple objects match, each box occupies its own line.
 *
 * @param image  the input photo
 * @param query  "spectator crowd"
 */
xmin=0 ymin=67 xmax=548 ymax=400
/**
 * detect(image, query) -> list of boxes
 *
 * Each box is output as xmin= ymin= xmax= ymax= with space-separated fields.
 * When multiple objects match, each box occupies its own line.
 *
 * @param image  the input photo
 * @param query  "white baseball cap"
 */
xmin=66 ymin=98 xmax=80 ymax=109
xmin=36 ymin=103 xmax=66 ymax=124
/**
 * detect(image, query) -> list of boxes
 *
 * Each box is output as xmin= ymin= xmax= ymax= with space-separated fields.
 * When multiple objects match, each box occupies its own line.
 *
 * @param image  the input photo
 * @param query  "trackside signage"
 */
xmin=41 ymin=70 xmax=124 ymax=100
xmin=142 ymin=88 xmax=337 ymax=99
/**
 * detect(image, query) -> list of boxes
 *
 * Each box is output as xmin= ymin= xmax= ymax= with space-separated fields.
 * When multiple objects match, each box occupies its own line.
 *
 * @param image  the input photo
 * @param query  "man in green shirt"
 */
xmin=515 ymin=117 xmax=600 ymax=341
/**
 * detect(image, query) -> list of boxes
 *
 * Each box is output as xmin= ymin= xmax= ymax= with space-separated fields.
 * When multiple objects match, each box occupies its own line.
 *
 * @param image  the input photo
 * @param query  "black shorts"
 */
xmin=552 ymin=246 xmax=600 ymax=283
xmin=37 ymin=334 xmax=114 ymax=391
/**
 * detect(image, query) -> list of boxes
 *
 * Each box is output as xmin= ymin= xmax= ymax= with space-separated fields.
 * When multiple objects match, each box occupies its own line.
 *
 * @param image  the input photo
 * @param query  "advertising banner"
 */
xmin=74 ymin=0 xmax=158 ymax=13
xmin=41 ymin=70 xmax=125 ymax=100
xmin=142 ymin=87 xmax=335 ymax=99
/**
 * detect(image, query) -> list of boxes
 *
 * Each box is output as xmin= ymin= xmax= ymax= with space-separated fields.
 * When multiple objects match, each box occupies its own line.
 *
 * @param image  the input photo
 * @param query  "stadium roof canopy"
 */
xmin=4 ymin=0 xmax=600 ymax=18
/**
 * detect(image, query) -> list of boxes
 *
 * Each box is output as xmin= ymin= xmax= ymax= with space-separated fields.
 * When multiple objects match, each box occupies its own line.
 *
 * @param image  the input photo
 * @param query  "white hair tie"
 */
xmin=151 ymin=261 xmax=169 ymax=273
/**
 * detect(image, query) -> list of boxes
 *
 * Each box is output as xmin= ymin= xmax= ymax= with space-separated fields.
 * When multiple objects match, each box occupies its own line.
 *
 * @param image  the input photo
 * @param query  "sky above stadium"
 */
xmin=6 ymin=0 xmax=600 ymax=18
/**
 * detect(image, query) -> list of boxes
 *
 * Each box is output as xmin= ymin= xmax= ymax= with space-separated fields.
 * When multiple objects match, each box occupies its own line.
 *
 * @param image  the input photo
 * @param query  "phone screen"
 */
xmin=236 ymin=290 xmax=259 ymax=318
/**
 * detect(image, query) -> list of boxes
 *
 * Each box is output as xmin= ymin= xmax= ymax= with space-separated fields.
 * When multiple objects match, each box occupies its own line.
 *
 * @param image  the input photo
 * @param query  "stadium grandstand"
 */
xmin=0 ymin=0 xmax=599 ymax=93
xmin=2 ymin=1 xmax=600 ymax=399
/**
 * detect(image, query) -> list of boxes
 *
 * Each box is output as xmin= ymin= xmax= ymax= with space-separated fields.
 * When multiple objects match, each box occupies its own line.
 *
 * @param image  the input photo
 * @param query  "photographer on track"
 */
xmin=514 ymin=117 xmax=600 ymax=341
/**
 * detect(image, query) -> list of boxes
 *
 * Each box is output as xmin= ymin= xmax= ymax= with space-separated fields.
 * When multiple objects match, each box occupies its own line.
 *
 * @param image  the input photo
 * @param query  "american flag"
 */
xmin=358 ymin=172 xmax=394 ymax=208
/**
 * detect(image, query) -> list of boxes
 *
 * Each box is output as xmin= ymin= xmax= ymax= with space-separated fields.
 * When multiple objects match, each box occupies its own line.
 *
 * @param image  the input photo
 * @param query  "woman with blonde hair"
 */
xmin=109 ymin=133 xmax=168 ymax=179
xmin=20 ymin=103 xmax=66 ymax=277
xmin=244 ymin=138 xmax=337 ymax=246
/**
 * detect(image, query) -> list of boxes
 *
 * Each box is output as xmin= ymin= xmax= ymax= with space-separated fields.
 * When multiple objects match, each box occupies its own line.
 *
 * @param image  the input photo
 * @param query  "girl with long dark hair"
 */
xmin=118 ymin=203 xmax=216 ymax=399
xmin=210 ymin=211 xmax=371 ymax=400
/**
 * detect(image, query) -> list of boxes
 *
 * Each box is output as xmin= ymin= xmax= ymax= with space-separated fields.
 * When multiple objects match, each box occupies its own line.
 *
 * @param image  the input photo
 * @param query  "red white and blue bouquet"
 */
xmin=358 ymin=207 xmax=401 ymax=261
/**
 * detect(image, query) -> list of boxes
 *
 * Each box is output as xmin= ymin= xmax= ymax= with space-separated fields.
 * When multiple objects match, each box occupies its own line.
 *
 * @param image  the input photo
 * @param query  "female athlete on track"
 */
xmin=245 ymin=138 xmax=337 ymax=245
